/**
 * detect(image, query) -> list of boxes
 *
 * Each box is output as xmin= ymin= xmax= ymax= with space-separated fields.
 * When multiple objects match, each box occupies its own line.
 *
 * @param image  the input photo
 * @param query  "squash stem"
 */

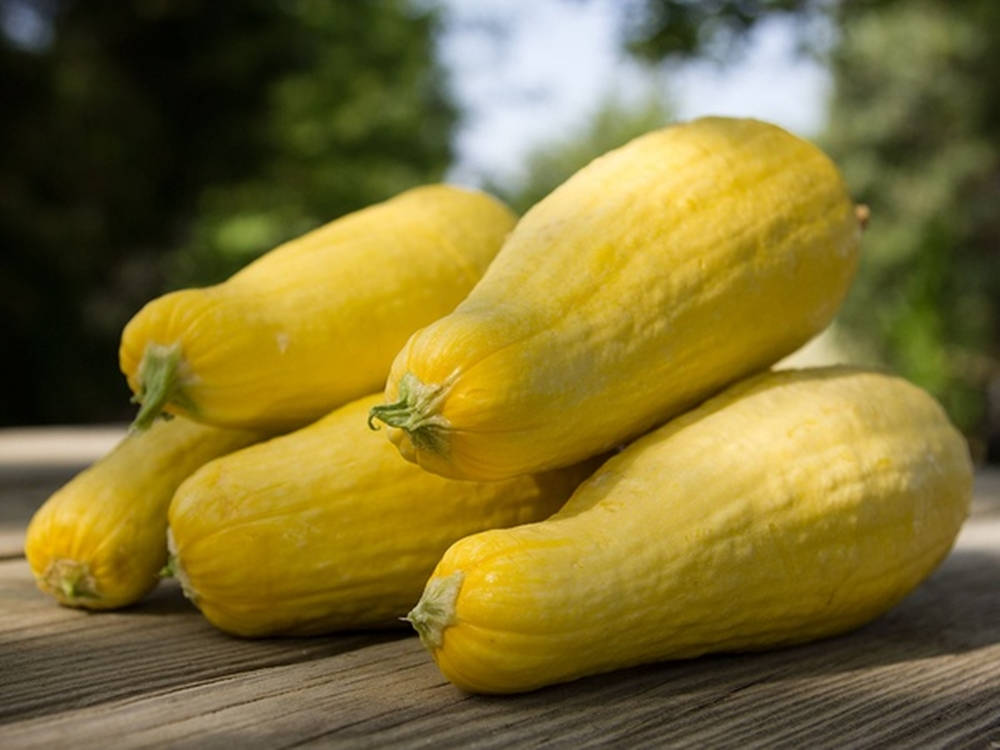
xmin=130 ymin=343 xmax=193 ymax=431
xmin=405 ymin=571 xmax=465 ymax=651
xmin=367 ymin=372 xmax=451 ymax=454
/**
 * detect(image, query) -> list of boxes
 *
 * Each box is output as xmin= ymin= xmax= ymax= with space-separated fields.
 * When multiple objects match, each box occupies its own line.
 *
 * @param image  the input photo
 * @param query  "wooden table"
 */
xmin=1 ymin=433 xmax=998 ymax=749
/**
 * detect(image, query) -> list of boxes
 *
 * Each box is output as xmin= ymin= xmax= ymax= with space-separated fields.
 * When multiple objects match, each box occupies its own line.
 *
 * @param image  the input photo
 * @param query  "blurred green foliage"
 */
xmin=0 ymin=0 xmax=456 ymax=425
xmin=823 ymin=0 xmax=1000 ymax=456
xmin=621 ymin=0 xmax=817 ymax=62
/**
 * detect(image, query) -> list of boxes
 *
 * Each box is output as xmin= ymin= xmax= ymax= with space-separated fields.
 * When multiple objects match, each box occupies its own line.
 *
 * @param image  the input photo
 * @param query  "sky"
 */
xmin=438 ymin=0 xmax=831 ymax=187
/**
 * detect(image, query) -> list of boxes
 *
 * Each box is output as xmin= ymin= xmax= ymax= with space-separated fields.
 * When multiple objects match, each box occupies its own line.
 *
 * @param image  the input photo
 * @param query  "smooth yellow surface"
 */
xmin=120 ymin=185 xmax=516 ymax=430
xmin=380 ymin=118 xmax=861 ymax=479
xmin=417 ymin=367 xmax=973 ymax=693
xmin=24 ymin=419 xmax=264 ymax=609
xmin=167 ymin=395 xmax=595 ymax=637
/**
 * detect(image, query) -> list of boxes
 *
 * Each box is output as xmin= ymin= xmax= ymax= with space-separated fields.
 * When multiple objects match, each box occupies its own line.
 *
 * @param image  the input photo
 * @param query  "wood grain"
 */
xmin=0 ymin=562 xmax=406 ymax=722
xmin=0 ymin=466 xmax=997 ymax=749
xmin=1 ymin=501 xmax=997 ymax=749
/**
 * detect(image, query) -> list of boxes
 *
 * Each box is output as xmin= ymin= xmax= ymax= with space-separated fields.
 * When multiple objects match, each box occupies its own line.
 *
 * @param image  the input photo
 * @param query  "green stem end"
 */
xmin=130 ymin=343 xmax=196 ymax=432
xmin=367 ymin=372 xmax=451 ymax=455
xmin=404 ymin=570 xmax=465 ymax=651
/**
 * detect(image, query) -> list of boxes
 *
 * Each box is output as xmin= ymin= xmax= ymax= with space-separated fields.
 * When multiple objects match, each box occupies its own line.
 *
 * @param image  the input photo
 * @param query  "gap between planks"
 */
xmin=1 ymin=616 xmax=998 ymax=750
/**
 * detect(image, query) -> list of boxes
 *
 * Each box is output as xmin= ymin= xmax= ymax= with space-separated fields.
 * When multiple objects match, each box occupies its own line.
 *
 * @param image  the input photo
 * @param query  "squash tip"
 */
xmin=407 ymin=570 xmax=465 ymax=651
xmin=41 ymin=559 xmax=100 ymax=606
xmin=368 ymin=372 xmax=452 ymax=454
xmin=130 ymin=342 xmax=195 ymax=431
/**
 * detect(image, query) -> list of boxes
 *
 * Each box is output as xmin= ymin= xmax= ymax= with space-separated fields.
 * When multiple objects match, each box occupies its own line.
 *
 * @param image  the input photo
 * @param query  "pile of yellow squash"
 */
xmin=26 ymin=117 xmax=972 ymax=694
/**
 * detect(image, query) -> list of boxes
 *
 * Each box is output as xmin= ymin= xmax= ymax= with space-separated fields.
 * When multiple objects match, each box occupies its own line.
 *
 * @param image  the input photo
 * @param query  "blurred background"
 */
xmin=1 ymin=0 xmax=997 ymax=462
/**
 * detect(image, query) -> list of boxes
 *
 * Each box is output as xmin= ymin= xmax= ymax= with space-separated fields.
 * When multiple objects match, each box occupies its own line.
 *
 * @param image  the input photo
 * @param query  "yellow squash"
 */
xmin=167 ymin=394 xmax=594 ymax=637
xmin=25 ymin=418 xmax=264 ymax=610
xmin=121 ymin=185 xmax=516 ymax=431
xmin=370 ymin=118 xmax=862 ymax=480
xmin=409 ymin=367 xmax=973 ymax=693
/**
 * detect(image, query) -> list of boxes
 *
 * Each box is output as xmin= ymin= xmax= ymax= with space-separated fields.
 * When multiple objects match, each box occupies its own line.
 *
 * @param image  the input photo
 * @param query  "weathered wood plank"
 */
xmin=0 ymin=425 xmax=124 ymax=471
xmin=972 ymin=470 xmax=1000 ymax=516
xmin=0 ymin=561 xmax=406 ymax=722
xmin=1 ymin=511 xmax=996 ymax=749
xmin=0 ymin=529 xmax=25 ymax=560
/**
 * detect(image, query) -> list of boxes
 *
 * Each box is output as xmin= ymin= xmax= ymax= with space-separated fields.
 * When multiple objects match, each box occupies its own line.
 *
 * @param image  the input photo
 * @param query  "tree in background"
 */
xmin=822 ymin=0 xmax=1000 ymax=459
xmin=621 ymin=0 xmax=818 ymax=62
xmin=0 ymin=0 xmax=455 ymax=425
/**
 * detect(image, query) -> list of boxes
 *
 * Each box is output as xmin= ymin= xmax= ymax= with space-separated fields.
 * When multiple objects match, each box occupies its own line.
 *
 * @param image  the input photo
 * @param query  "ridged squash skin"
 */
xmin=167 ymin=395 xmax=595 ymax=637
xmin=120 ymin=185 xmax=516 ymax=431
xmin=409 ymin=367 xmax=973 ymax=694
xmin=24 ymin=418 xmax=264 ymax=610
xmin=370 ymin=118 xmax=862 ymax=480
